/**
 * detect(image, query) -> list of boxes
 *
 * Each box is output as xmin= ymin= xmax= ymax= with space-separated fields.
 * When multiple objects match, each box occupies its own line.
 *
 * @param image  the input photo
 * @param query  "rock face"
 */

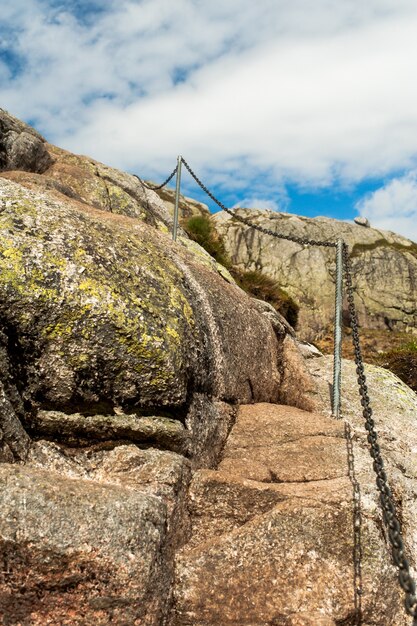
xmin=0 ymin=110 xmax=315 ymax=624
xmin=170 ymin=361 xmax=417 ymax=625
xmin=0 ymin=110 xmax=416 ymax=625
xmin=215 ymin=209 xmax=417 ymax=340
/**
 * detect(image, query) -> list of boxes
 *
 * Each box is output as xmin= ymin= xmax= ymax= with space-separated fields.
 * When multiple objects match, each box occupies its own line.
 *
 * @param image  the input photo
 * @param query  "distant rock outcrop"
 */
xmin=215 ymin=209 xmax=417 ymax=341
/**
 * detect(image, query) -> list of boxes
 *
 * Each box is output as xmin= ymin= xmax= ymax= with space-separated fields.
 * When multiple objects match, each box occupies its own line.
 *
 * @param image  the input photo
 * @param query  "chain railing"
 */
xmin=137 ymin=156 xmax=417 ymax=622
xmin=343 ymin=243 xmax=417 ymax=623
xmin=132 ymin=165 xmax=178 ymax=191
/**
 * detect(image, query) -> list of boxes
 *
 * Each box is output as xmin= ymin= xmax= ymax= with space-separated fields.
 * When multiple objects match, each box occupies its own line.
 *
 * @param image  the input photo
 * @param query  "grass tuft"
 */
xmin=183 ymin=214 xmax=299 ymax=328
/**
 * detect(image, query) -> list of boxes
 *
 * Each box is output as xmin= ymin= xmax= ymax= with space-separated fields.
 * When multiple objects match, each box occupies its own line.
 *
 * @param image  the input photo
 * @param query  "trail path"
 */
xmin=170 ymin=403 xmax=403 ymax=626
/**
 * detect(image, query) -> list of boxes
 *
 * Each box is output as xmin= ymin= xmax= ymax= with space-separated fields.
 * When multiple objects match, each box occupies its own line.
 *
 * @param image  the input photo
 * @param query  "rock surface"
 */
xmin=1 ymin=110 xmax=416 ymax=625
xmin=308 ymin=355 xmax=417 ymax=563
xmin=215 ymin=209 xmax=417 ymax=340
xmin=170 ymin=402 xmax=412 ymax=625
xmin=0 ymin=110 xmax=317 ymax=624
xmin=0 ymin=447 xmax=191 ymax=625
xmin=152 ymin=184 xmax=211 ymax=221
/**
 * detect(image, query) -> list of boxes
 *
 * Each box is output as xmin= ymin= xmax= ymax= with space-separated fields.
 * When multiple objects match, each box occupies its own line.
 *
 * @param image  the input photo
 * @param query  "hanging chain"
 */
xmin=132 ymin=165 xmax=178 ymax=191
xmin=344 ymin=421 xmax=363 ymax=624
xmin=145 ymin=156 xmax=417 ymax=622
xmin=343 ymin=242 xmax=417 ymax=623
xmin=180 ymin=158 xmax=336 ymax=248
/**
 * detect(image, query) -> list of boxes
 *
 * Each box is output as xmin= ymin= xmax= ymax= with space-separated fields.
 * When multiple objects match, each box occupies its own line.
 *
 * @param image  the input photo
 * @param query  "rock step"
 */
xmin=169 ymin=403 xmax=404 ymax=626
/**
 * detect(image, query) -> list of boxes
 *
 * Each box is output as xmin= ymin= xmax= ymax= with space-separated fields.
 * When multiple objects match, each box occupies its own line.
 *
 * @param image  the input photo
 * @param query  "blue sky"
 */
xmin=2 ymin=1 xmax=417 ymax=241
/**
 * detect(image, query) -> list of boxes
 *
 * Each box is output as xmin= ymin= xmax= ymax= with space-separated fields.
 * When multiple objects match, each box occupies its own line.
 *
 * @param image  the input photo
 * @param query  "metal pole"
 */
xmin=332 ymin=239 xmax=344 ymax=418
xmin=173 ymin=155 xmax=182 ymax=241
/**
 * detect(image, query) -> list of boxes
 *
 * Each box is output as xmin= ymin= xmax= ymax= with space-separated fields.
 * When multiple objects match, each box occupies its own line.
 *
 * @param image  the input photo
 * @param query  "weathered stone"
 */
xmin=307 ymin=355 xmax=417 ymax=560
xmin=184 ymin=469 xmax=353 ymax=550
xmin=170 ymin=402 xmax=410 ymax=625
xmin=26 ymin=442 xmax=192 ymax=530
xmin=0 ymin=109 xmax=53 ymax=173
xmin=217 ymin=403 xmax=347 ymax=483
xmin=277 ymin=334 xmax=319 ymax=411
xmin=172 ymin=499 xmax=403 ymax=626
xmin=30 ymin=410 xmax=191 ymax=455
xmin=0 ymin=381 xmax=30 ymax=462
xmin=215 ymin=209 xmax=417 ymax=340
xmin=0 ymin=463 xmax=169 ymax=625
xmin=0 ymin=178 xmax=289 ymax=421
xmin=296 ymin=340 xmax=323 ymax=359
xmin=251 ymin=297 xmax=295 ymax=337
xmin=354 ymin=216 xmax=370 ymax=227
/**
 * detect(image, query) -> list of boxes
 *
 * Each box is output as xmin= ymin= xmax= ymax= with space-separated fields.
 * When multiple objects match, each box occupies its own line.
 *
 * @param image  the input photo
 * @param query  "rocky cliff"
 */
xmin=0 ymin=110 xmax=416 ymax=625
xmin=215 ymin=209 xmax=417 ymax=341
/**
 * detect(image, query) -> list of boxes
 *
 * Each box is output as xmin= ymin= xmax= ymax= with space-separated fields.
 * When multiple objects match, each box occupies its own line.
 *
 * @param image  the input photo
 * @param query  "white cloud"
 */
xmin=232 ymin=198 xmax=282 ymax=212
xmin=356 ymin=172 xmax=417 ymax=242
xmin=3 ymin=0 xmax=417 ymax=216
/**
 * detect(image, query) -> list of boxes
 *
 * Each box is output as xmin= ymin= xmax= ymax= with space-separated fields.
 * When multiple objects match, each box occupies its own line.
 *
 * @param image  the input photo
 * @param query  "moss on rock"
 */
xmin=0 ymin=179 xmax=196 ymax=410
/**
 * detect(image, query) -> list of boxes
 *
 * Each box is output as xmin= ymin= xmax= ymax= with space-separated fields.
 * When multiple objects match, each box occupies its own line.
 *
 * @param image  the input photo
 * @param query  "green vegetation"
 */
xmin=183 ymin=215 xmax=231 ymax=268
xmin=232 ymin=269 xmax=299 ymax=329
xmin=183 ymin=214 xmax=299 ymax=328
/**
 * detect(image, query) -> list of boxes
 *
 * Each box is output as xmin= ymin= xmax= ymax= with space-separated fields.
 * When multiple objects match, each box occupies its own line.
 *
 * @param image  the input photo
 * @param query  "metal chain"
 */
xmin=344 ymin=421 xmax=363 ymax=624
xmin=133 ymin=165 xmax=178 ymax=191
xmin=343 ymin=242 xmax=417 ymax=623
xmin=180 ymin=158 xmax=336 ymax=248
xmin=156 ymin=156 xmax=417 ymax=622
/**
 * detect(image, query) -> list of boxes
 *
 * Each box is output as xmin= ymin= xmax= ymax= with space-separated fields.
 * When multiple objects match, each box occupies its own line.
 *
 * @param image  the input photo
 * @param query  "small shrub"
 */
xmin=231 ymin=269 xmax=299 ymax=328
xmin=183 ymin=215 xmax=231 ymax=268
xmin=183 ymin=214 xmax=299 ymax=328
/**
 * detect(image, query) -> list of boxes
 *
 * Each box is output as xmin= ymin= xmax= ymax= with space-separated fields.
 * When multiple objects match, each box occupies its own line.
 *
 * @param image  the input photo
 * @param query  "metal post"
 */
xmin=332 ymin=239 xmax=344 ymax=418
xmin=173 ymin=155 xmax=182 ymax=241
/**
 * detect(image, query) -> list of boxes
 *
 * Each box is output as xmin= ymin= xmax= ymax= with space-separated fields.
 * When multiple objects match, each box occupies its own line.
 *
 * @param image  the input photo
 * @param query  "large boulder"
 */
xmin=215 ymin=209 xmax=417 ymax=340
xmin=0 ymin=108 xmax=53 ymax=174
xmin=0 ymin=111 xmax=317 ymax=624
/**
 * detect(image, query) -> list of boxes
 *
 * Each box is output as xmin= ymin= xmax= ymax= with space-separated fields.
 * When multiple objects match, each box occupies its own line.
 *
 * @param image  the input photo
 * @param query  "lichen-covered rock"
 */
xmin=0 ymin=176 xmax=299 ymax=475
xmin=0 ymin=178 xmax=284 ymax=410
xmin=0 ymin=108 xmax=180 ymax=233
xmin=215 ymin=209 xmax=417 ymax=340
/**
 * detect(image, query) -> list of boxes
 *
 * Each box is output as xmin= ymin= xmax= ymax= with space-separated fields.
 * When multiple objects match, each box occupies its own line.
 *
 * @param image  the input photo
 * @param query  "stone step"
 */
xmin=169 ymin=403 xmax=404 ymax=626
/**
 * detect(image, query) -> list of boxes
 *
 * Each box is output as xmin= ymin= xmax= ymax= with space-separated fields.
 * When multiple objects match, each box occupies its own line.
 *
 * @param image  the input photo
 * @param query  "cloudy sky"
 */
xmin=2 ymin=0 xmax=417 ymax=241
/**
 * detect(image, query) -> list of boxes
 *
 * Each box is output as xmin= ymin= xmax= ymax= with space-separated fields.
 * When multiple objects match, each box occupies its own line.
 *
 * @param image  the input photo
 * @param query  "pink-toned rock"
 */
xmin=170 ymin=403 xmax=406 ymax=625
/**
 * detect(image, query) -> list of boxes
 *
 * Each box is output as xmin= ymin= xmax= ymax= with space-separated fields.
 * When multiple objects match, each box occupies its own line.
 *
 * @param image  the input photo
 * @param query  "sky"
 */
xmin=1 ymin=0 xmax=417 ymax=242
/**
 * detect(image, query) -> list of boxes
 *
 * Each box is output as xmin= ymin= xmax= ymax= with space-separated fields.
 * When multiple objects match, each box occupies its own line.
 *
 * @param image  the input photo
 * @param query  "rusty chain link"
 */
xmin=133 ymin=165 xmax=178 ymax=191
